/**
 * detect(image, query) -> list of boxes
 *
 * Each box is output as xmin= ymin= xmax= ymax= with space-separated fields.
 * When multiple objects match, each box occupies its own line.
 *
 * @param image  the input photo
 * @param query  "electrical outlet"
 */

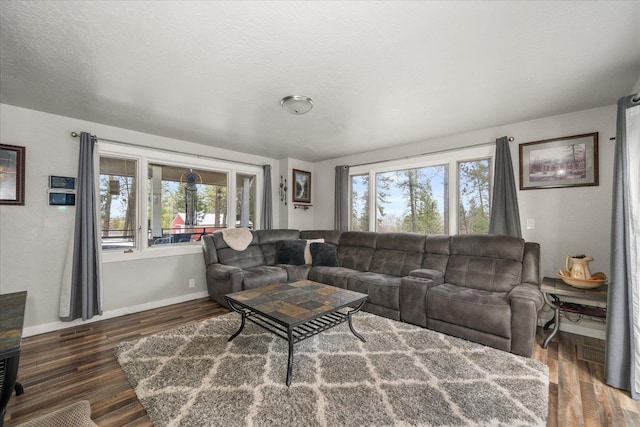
xmin=526 ymin=218 xmax=535 ymax=230
xmin=188 ymin=278 xmax=195 ymax=288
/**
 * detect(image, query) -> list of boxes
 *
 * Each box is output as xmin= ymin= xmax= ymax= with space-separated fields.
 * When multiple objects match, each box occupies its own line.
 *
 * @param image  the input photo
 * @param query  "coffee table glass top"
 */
xmin=226 ymin=280 xmax=367 ymax=325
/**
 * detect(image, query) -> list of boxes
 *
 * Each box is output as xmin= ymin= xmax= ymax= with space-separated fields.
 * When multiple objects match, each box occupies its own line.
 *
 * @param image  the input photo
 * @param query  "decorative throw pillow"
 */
xmin=275 ymin=240 xmax=306 ymax=265
xmin=310 ymin=242 xmax=339 ymax=267
xmin=304 ymin=238 xmax=324 ymax=264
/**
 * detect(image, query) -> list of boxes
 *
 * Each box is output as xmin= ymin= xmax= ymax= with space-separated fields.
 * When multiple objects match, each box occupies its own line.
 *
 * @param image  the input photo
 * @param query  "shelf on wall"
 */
xmin=293 ymin=204 xmax=312 ymax=210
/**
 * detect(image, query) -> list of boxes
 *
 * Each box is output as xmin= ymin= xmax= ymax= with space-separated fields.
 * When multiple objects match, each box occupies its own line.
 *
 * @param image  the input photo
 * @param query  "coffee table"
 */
xmin=225 ymin=280 xmax=367 ymax=386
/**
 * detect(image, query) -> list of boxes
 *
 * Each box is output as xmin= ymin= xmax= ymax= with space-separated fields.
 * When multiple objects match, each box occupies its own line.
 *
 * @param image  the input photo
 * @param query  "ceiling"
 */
xmin=1 ymin=1 xmax=639 ymax=162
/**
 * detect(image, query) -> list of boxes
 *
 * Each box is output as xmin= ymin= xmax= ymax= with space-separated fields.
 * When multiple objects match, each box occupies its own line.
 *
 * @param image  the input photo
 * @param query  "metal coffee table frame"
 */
xmin=226 ymin=294 xmax=366 ymax=387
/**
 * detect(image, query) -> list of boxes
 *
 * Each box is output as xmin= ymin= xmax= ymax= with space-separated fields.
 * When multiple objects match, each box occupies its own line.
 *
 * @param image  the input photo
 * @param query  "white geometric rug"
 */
xmin=115 ymin=312 xmax=548 ymax=426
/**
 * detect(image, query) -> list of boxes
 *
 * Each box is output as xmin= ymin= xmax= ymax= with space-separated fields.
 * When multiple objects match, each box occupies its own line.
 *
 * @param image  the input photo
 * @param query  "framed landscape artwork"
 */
xmin=0 ymin=143 xmax=26 ymax=205
xmin=519 ymin=133 xmax=599 ymax=190
xmin=292 ymin=169 xmax=311 ymax=203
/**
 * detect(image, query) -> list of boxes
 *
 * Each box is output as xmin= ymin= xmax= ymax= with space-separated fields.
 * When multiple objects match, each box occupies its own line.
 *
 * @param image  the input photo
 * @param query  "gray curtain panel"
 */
xmin=334 ymin=165 xmax=349 ymax=231
xmin=605 ymin=93 xmax=640 ymax=399
xmin=489 ymin=136 xmax=522 ymax=238
xmin=62 ymin=131 xmax=102 ymax=321
xmin=260 ymin=164 xmax=273 ymax=229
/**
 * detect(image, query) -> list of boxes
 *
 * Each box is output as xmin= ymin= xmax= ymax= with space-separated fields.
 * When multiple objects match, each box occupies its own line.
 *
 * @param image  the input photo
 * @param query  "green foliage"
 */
xmin=458 ymin=160 xmax=490 ymax=234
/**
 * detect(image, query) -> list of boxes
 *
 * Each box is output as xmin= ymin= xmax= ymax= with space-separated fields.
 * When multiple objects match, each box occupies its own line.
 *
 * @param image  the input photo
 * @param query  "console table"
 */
xmin=1 ymin=291 xmax=27 ymax=427
xmin=540 ymin=277 xmax=607 ymax=348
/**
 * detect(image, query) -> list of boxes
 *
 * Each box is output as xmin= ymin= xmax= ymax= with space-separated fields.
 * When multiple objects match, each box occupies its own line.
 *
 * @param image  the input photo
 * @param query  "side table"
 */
xmin=540 ymin=277 xmax=607 ymax=348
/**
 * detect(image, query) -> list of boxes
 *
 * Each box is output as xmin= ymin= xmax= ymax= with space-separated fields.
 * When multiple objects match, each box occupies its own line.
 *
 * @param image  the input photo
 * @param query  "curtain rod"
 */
xmin=349 ymin=137 xmax=514 ymax=168
xmin=70 ymin=132 xmax=266 ymax=168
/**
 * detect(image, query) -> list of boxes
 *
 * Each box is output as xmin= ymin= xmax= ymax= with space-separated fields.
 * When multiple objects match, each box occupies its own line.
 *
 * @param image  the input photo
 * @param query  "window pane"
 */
xmin=375 ymin=165 xmax=448 ymax=233
xmin=148 ymin=164 xmax=228 ymax=246
xmin=100 ymin=157 xmax=137 ymax=250
xmin=236 ymin=173 xmax=255 ymax=229
xmin=458 ymin=159 xmax=491 ymax=234
xmin=350 ymin=174 xmax=369 ymax=231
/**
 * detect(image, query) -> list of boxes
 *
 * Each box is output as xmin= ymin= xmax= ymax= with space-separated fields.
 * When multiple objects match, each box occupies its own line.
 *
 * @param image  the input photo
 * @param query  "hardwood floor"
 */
xmin=4 ymin=298 xmax=639 ymax=426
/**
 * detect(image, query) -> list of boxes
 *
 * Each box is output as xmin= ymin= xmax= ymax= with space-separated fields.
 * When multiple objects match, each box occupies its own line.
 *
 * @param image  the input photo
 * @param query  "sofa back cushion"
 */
xmin=445 ymin=235 xmax=524 ymax=292
xmin=256 ymin=229 xmax=301 ymax=265
xmin=370 ymin=233 xmax=425 ymax=277
xmin=337 ymin=231 xmax=378 ymax=271
xmin=214 ymin=231 xmax=265 ymax=269
xmin=422 ymin=235 xmax=451 ymax=273
xmin=300 ymin=230 xmax=342 ymax=245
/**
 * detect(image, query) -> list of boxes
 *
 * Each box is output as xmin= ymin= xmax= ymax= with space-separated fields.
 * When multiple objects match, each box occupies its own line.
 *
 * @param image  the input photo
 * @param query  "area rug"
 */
xmin=115 ymin=313 xmax=548 ymax=426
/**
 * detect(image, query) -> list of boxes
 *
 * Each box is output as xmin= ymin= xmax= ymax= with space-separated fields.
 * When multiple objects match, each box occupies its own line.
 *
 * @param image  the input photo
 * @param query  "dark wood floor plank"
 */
xmin=3 ymin=298 xmax=638 ymax=426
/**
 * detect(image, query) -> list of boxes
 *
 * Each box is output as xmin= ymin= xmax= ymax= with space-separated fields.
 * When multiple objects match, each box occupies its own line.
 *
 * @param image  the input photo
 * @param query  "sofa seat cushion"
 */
xmin=347 ymin=273 xmax=401 ymax=310
xmin=308 ymin=266 xmax=360 ymax=289
xmin=242 ymin=266 xmax=287 ymax=290
xmin=426 ymin=283 xmax=511 ymax=338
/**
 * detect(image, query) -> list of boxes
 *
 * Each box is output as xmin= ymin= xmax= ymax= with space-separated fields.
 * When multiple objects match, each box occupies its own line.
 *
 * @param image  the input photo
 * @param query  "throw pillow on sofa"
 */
xmin=275 ymin=240 xmax=306 ymax=265
xmin=310 ymin=242 xmax=339 ymax=267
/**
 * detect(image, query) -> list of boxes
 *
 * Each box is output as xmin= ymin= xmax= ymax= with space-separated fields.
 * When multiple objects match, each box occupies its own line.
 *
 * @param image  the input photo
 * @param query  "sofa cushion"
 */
xmin=310 ymin=242 xmax=338 ymax=267
xmin=300 ymin=230 xmax=342 ymax=245
xmin=217 ymin=245 xmax=265 ymax=269
xmin=347 ymin=273 xmax=401 ymax=310
xmin=241 ymin=266 xmax=288 ymax=290
xmin=275 ymin=240 xmax=306 ymax=265
xmin=304 ymin=238 xmax=325 ymax=264
xmin=257 ymin=229 xmax=301 ymax=265
xmin=427 ymin=284 xmax=511 ymax=338
xmin=444 ymin=255 xmax=523 ymax=293
xmin=337 ymin=231 xmax=378 ymax=271
xmin=422 ymin=235 xmax=451 ymax=273
xmin=308 ymin=266 xmax=360 ymax=289
xmin=369 ymin=233 xmax=425 ymax=277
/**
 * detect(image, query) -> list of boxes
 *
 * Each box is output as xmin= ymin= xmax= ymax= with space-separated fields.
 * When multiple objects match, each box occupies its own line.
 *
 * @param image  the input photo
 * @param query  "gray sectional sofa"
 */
xmin=201 ymin=229 xmax=543 ymax=357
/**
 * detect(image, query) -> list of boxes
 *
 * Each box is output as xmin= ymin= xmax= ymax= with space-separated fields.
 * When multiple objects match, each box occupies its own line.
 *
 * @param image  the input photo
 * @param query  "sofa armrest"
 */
xmin=207 ymin=263 xmax=243 ymax=280
xmin=407 ymin=269 xmax=444 ymax=285
xmin=507 ymin=283 xmax=544 ymax=311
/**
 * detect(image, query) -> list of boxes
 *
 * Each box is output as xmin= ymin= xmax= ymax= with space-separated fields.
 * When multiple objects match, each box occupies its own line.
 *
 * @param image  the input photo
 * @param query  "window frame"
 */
xmin=349 ymin=145 xmax=494 ymax=233
xmin=98 ymin=142 xmax=263 ymax=263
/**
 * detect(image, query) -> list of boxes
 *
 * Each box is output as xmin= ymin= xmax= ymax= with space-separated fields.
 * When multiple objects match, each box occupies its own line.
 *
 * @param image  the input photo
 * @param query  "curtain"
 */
xmin=489 ymin=136 xmax=522 ymax=237
xmin=260 ymin=164 xmax=272 ymax=229
xmin=334 ymin=165 xmax=349 ymax=231
xmin=605 ymin=93 xmax=640 ymax=399
xmin=60 ymin=132 xmax=102 ymax=321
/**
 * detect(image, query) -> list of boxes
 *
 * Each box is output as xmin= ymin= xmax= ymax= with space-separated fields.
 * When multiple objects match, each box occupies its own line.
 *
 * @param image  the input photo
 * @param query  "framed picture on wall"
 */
xmin=0 ymin=143 xmax=26 ymax=205
xmin=292 ymin=169 xmax=311 ymax=203
xmin=519 ymin=132 xmax=599 ymax=190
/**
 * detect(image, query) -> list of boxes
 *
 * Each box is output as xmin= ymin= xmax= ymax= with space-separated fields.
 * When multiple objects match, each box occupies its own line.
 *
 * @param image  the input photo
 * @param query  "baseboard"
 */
xmin=23 ymin=291 xmax=210 ymax=338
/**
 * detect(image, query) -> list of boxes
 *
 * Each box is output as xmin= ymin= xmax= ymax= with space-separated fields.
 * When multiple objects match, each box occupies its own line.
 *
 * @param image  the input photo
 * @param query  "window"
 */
xmin=350 ymin=174 xmax=369 ymax=231
xmin=100 ymin=157 xmax=137 ymax=251
xmin=458 ymin=159 xmax=491 ymax=234
xmin=375 ymin=165 xmax=448 ymax=233
xmin=98 ymin=142 xmax=263 ymax=259
xmin=349 ymin=146 xmax=492 ymax=234
xmin=147 ymin=164 xmax=229 ymax=246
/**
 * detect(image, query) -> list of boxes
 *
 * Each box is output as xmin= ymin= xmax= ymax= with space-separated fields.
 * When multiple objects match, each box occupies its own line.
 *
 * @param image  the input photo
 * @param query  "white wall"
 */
xmin=0 ymin=104 xmax=280 ymax=335
xmin=314 ymin=105 xmax=618 ymax=338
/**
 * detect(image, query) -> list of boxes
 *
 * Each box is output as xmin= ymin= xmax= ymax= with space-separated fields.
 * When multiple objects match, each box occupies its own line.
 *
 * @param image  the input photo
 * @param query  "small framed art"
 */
xmin=292 ymin=169 xmax=311 ymax=203
xmin=519 ymin=133 xmax=598 ymax=190
xmin=0 ymin=143 xmax=26 ymax=205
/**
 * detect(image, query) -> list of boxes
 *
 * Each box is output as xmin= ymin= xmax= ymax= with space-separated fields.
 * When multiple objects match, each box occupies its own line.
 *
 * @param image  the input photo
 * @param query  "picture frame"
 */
xmin=0 ymin=143 xmax=26 ymax=205
xmin=292 ymin=169 xmax=311 ymax=203
xmin=519 ymin=132 xmax=598 ymax=190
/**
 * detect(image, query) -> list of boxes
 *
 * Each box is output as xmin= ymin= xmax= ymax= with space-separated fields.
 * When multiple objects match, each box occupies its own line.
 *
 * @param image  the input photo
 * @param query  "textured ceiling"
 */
xmin=1 ymin=1 xmax=639 ymax=162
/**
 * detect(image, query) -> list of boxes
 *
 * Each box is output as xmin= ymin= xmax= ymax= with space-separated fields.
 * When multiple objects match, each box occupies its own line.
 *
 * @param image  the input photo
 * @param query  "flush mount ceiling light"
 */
xmin=281 ymin=95 xmax=313 ymax=115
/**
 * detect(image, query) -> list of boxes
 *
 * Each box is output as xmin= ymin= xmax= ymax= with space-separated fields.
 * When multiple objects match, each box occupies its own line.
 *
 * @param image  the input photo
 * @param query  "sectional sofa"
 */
xmin=201 ymin=229 xmax=543 ymax=357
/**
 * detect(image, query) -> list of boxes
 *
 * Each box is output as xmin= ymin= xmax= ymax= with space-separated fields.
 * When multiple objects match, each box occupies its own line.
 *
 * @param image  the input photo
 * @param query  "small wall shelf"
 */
xmin=293 ymin=204 xmax=312 ymax=210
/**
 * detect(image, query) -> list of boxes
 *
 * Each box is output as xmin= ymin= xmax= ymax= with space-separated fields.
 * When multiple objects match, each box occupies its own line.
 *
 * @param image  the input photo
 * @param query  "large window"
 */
xmin=98 ymin=142 xmax=262 ymax=256
xmin=375 ymin=165 xmax=448 ymax=233
xmin=349 ymin=146 xmax=492 ymax=234
xmin=147 ymin=164 xmax=230 ymax=246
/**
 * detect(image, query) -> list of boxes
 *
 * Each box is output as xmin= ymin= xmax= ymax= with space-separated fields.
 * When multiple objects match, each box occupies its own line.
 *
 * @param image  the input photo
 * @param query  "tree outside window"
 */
xmin=458 ymin=159 xmax=491 ymax=234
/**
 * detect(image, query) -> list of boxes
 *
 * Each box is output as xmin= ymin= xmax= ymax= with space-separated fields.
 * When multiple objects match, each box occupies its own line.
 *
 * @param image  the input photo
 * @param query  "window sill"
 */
xmin=102 ymin=244 xmax=203 ymax=263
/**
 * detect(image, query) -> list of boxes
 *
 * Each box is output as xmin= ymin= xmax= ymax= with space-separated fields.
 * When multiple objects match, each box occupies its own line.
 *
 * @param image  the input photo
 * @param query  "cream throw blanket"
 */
xmin=220 ymin=228 xmax=253 ymax=251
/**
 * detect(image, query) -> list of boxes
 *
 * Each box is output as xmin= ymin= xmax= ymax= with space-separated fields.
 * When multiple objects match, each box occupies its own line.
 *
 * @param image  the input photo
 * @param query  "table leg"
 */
xmin=347 ymin=300 xmax=367 ymax=343
xmin=226 ymin=300 xmax=247 ymax=342
xmin=286 ymin=328 xmax=294 ymax=387
xmin=542 ymin=307 xmax=560 ymax=349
